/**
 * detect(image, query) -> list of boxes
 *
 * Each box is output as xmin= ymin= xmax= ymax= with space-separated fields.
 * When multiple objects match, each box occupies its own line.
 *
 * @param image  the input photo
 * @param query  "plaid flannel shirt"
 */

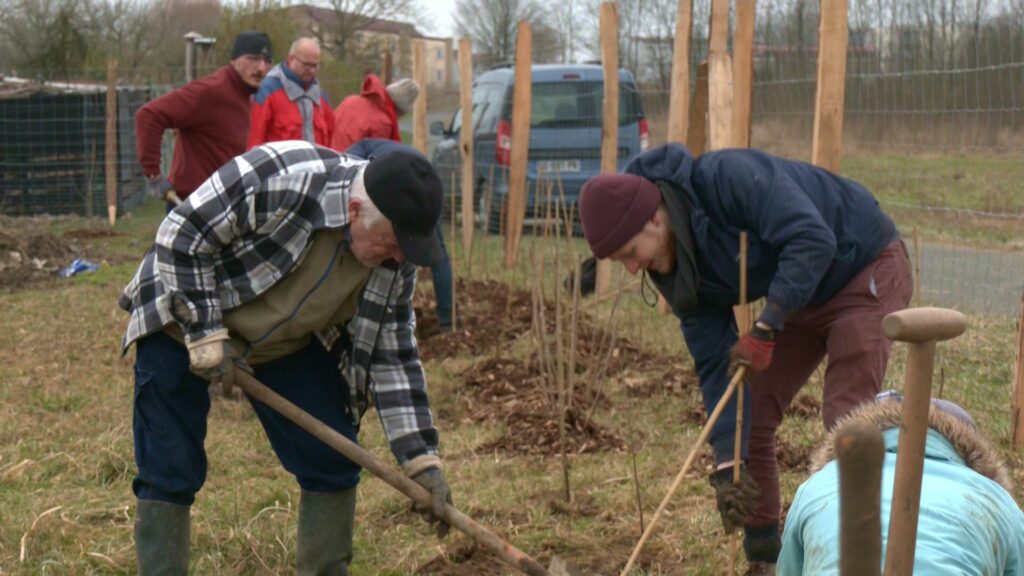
xmin=118 ymin=140 xmax=439 ymax=465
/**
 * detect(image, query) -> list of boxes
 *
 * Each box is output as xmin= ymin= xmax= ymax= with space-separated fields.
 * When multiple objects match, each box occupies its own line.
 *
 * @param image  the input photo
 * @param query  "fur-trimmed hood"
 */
xmin=810 ymin=400 xmax=1013 ymax=492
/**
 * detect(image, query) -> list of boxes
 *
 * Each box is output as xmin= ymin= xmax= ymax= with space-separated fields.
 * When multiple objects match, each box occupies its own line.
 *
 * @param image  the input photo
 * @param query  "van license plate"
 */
xmin=538 ymin=160 xmax=580 ymax=174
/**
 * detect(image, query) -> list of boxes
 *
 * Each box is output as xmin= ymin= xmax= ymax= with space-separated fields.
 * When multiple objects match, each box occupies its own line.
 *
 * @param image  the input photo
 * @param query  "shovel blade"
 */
xmin=548 ymin=555 xmax=580 ymax=576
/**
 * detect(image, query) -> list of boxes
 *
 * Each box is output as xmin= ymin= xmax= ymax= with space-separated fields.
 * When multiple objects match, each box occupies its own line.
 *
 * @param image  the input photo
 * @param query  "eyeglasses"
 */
xmin=293 ymin=57 xmax=320 ymax=70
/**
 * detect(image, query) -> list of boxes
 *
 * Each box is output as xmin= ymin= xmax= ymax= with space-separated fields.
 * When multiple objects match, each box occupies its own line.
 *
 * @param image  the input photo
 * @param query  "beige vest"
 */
xmin=221 ymin=228 xmax=370 ymax=364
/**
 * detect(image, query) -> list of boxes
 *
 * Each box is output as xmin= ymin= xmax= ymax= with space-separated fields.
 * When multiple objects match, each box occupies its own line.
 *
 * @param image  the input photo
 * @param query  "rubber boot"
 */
xmin=297 ymin=488 xmax=357 ymax=576
xmin=135 ymin=499 xmax=190 ymax=576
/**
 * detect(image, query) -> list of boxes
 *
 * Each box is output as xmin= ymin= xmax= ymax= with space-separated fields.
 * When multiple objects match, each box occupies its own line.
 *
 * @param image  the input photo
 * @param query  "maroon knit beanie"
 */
xmin=579 ymin=173 xmax=662 ymax=259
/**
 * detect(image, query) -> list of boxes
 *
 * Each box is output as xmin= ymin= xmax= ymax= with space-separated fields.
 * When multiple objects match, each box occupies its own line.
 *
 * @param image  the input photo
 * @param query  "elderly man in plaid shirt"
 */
xmin=119 ymin=140 xmax=451 ymax=576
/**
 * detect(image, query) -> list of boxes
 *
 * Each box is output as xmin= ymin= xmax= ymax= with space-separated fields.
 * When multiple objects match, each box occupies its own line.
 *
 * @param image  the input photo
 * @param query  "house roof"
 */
xmin=287 ymin=3 xmax=423 ymax=38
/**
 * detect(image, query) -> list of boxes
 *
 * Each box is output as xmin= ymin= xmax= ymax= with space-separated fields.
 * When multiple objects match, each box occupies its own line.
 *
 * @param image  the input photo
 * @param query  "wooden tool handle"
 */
xmin=882 ymin=307 xmax=967 ymax=343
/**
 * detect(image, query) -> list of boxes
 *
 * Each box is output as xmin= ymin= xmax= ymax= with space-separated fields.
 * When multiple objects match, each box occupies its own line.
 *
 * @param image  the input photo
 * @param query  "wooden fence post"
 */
xmin=503 ymin=21 xmax=532 ymax=269
xmin=667 ymin=0 xmax=693 ymax=145
xmin=707 ymin=0 xmax=733 ymax=151
xmin=106 ymin=59 xmax=118 ymax=226
xmin=811 ymin=0 xmax=849 ymax=173
xmin=732 ymin=0 xmax=757 ymax=148
xmin=1012 ymin=293 xmax=1024 ymax=449
xmin=687 ymin=61 xmax=709 ymax=156
xmin=383 ymin=49 xmax=393 ymax=85
xmin=412 ymin=41 xmax=427 ymax=154
xmin=458 ymin=38 xmax=475 ymax=255
xmin=595 ymin=2 xmax=620 ymax=297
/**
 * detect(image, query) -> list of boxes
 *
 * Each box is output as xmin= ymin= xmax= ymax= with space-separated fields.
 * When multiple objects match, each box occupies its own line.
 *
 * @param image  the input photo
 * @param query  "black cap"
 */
xmin=363 ymin=149 xmax=444 ymax=266
xmin=231 ymin=31 xmax=272 ymax=61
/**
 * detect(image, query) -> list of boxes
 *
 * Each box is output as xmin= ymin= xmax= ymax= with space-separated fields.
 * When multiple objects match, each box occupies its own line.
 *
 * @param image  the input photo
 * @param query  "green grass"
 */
xmin=1 ymin=197 xmax=1021 ymax=575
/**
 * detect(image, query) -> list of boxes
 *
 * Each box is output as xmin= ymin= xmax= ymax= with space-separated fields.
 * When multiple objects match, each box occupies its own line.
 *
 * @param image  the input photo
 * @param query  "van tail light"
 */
xmin=496 ymin=119 xmax=512 ymax=166
xmin=639 ymin=118 xmax=651 ymax=151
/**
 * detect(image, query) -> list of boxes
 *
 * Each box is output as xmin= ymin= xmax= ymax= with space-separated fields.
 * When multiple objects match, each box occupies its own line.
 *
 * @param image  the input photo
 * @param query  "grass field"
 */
xmin=1 ymin=191 xmax=1021 ymax=575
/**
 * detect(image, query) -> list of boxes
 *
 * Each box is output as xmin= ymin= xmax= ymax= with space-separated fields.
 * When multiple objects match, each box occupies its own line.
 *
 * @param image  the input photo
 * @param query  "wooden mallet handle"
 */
xmin=882 ymin=307 xmax=966 ymax=576
xmin=836 ymin=420 xmax=884 ymax=576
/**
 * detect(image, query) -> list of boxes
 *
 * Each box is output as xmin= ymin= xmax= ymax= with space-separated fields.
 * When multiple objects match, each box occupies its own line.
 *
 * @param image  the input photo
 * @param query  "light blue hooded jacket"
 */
xmin=779 ymin=401 xmax=1024 ymax=575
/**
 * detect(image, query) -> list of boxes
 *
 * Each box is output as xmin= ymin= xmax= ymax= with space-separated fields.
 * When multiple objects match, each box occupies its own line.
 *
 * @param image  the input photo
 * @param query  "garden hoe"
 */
xmin=230 ymin=368 xmax=576 ymax=576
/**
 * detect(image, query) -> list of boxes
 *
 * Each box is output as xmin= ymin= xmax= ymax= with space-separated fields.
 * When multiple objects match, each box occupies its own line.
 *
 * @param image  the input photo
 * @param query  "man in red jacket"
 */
xmin=136 ymin=31 xmax=272 ymax=208
xmin=248 ymin=37 xmax=334 ymax=148
xmin=331 ymin=75 xmax=418 ymax=151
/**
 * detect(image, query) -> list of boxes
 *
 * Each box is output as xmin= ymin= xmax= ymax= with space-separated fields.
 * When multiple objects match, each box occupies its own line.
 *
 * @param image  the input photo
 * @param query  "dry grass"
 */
xmin=0 ymin=202 xmax=1021 ymax=575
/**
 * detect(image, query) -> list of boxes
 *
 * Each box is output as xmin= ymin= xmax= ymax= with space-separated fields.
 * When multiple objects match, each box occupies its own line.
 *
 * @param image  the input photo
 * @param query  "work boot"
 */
xmin=135 ymin=499 xmax=190 ymax=576
xmin=297 ymin=488 xmax=357 ymax=576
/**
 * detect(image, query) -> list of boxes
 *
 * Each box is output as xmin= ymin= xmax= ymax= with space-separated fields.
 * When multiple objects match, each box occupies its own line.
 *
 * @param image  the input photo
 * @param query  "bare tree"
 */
xmin=453 ymin=0 xmax=544 ymax=65
xmin=80 ymin=0 xmax=163 ymax=79
xmin=0 ymin=0 xmax=87 ymax=75
xmin=311 ymin=0 xmax=423 ymax=62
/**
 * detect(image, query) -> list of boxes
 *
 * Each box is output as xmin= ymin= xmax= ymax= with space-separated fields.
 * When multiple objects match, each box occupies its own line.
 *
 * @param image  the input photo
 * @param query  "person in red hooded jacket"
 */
xmin=330 ymin=75 xmax=418 ymax=151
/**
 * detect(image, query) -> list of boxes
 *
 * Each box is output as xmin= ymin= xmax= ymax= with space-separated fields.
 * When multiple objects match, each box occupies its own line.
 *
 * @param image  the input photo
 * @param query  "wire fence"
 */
xmin=1 ymin=0 xmax=1021 ymax=314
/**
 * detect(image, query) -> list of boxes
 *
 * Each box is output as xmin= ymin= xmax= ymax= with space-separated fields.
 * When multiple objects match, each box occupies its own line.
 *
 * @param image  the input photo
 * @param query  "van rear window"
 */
xmin=528 ymin=81 xmax=643 ymax=128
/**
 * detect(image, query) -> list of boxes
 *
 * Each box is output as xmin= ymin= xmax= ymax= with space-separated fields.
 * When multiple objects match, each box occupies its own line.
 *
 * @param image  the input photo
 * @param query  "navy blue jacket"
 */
xmin=626 ymin=144 xmax=897 ymax=460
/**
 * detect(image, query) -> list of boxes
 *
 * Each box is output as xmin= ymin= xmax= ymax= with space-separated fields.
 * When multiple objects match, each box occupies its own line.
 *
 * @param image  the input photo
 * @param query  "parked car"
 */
xmin=430 ymin=63 xmax=650 ymax=233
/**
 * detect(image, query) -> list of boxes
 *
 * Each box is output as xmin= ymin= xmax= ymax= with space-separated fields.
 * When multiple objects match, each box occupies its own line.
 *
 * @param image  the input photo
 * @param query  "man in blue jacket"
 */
xmin=578 ymin=143 xmax=913 ymax=574
xmin=779 ymin=393 xmax=1024 ymax=575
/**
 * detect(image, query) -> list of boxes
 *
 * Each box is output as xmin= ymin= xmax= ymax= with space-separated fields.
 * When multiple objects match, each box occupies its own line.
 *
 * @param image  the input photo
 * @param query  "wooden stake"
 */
xmin=412 ymin=41 xmax=428 ymax=154
xmin=666 ymin=0 xmax=693 ymax=144
xmin=707 ymin=0 xmax=733 ymax=150
xmin=811 ymin=0 xmax=850 ymax=173
xmin=595 ymin=1 xmax=620 ymax=298
xmin=504 ymin=21 xmax=532 ymax=269
xmin=105 ymin=59 xmax=118 ymax=226
xmin=620 ymin=368 xmax=746 ymax=576
xmin=729 ymin=231 xmax=749 ymax=574
xmin=687 ymin=62 xmax=710 ymax=156
xmin=383 ymin=50 xmax=393 ymax=85
xmin=1012 ymin=293 xmax=1024 ymax=450
xmin=913 ymin=226 xmax=922 ymax=307
xmin=732 ymin=0 xmax=757 ymax=148
xmin=458 ymin=37 xmax=475 ymax=255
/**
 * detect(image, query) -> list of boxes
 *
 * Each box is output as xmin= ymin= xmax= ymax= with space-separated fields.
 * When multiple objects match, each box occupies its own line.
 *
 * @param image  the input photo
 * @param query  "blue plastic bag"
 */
xmin=59 ymin=258 xmax=99 ymax=278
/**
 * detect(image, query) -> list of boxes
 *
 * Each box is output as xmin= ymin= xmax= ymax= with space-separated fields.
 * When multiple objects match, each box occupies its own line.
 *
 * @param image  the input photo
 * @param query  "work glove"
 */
xmin=729 ymin=324 xmax=776 ymax=379
xmin=411 ymin=467 xmax=452 ymax=539
xmin=708 ymin=464 xmax=761 ymax=533
xmin=146 ymin=174 xmax=175 ymax=201
xmin=186 ymin=328 xmax=250 ymax=397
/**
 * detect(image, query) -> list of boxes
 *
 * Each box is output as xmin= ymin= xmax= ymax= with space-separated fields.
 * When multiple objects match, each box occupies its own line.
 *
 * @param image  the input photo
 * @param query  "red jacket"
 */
xmin=330 ymin=74 xmax=401 ymax=151
xmin=248 ymin=64 xmax=334 ymax=148
xmin=135 ymin=65 xmax=253 ymax=199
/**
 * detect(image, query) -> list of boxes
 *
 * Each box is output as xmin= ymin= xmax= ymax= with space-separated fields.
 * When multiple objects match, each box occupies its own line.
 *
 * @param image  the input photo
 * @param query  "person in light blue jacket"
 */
xmin=779 ymin=392 xmax=1024 ymax=575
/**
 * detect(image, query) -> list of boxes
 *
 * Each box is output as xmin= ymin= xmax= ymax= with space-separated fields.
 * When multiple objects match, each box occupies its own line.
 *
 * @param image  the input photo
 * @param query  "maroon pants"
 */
xmin=746 ymin=240 xmax=913 ymax=528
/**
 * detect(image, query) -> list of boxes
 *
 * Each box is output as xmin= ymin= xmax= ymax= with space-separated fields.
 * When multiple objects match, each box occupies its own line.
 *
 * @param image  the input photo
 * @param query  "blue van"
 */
xmin=430 ymin=64 xmax=649 ymax=232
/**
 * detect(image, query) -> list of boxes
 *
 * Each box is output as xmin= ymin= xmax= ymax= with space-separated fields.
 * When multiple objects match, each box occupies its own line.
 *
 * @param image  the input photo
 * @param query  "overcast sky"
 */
xmin=419 ymin=0 xmax=456 ymax=38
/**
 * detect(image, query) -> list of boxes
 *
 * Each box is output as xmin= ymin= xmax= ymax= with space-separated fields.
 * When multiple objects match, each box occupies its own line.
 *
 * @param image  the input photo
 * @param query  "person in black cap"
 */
xmin=119 ymin=140 xmax=452 ymax=575
xmin=136 ymin=31 xmax=273 ymax=210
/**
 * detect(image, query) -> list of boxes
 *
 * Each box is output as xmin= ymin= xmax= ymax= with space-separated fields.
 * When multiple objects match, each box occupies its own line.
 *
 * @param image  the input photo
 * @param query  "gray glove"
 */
xmin=411 ymin=467 xmax=452 ymax=539
xmin=708 ymin=464 xmax=761 ymax=533
xmin=186 ymin=329 xmax=250 ymax=396
xmin=146 ymin=174 xmax=174 ymax=200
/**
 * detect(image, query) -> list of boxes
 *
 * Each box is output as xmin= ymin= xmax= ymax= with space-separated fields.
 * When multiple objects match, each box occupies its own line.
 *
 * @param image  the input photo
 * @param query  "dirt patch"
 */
xmin=785 ymin=394 xmax=822 ymax=419
xmin=0 ymin=219 xmax=125 ymax=292
xmin=416 ymin=278 xmax=534 ymax=359
xmin=463 ymin=357 xmax=625 ymax=456
xmin=776 ymin=436 xmax=815 ymax=473
xmin=415 ymin=537 xmax=511 ymax=575
xmin=623 ymin=360 xmax=698 ymax=398
xmin=63 ymin=227 xmax=121 ymax=239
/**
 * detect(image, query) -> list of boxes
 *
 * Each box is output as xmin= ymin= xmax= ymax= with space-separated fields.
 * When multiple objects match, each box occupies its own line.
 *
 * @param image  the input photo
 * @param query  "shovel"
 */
xmin=231 ymin=369 xmax=574 ymax=576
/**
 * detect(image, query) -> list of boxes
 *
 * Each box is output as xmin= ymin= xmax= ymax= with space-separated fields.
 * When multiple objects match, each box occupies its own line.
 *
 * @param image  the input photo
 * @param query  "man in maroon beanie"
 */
xmin=136 ymin=31 xmax=273 ymax=209
xmin=578 ymin=143 xmax=912 ymax=575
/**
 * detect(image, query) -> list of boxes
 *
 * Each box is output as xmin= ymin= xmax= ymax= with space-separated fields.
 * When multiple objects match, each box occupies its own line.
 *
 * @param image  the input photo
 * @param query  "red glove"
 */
xmin=729 ymin=325 xmax=776 ymax=378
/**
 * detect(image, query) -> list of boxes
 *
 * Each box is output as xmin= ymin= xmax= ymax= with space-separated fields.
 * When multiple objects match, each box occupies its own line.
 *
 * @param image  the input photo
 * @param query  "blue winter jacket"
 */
xmin=778 ymin=408 xmax=1024 ymax=574
xmin=625 ymin=144 xmax=898 ymax=460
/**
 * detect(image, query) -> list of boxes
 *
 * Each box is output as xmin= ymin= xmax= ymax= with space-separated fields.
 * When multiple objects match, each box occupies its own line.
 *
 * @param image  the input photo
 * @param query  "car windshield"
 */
xmin=529 ymin=81 xmax=643 ymax=128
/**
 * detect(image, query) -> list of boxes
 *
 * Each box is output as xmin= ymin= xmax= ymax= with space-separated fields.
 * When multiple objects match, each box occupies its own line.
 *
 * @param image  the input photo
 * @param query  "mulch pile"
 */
xmin=0 ymin=217 xmax=124 ymax=292
xmin=412 ymin=278 xmax=703 ymax=457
